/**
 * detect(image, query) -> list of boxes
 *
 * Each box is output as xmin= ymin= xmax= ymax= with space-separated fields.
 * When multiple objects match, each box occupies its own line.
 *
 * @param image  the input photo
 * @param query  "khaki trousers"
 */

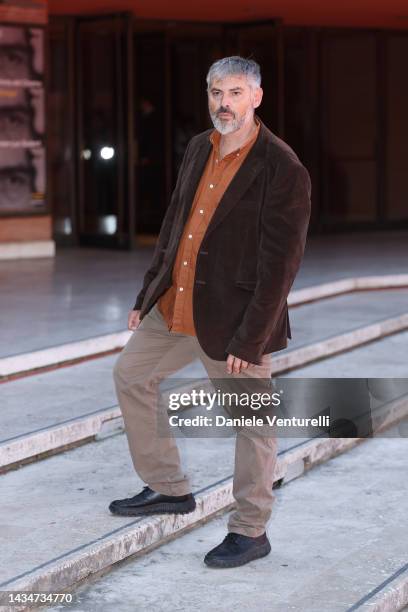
xmin=113 ymin=303 xmax=278 ymax=538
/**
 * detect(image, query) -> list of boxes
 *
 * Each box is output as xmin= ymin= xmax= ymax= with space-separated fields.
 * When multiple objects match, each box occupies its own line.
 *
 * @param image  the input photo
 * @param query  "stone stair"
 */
xmin=1 ymin=276 xmax=407 ymax=611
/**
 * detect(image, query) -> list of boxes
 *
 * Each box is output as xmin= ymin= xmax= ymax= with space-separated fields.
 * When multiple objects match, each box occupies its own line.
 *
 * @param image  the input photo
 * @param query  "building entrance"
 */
xmin=48 ymin=15 xmax=408 ymax=248
xmin=48 ymin=15 xmax=284 ymax=248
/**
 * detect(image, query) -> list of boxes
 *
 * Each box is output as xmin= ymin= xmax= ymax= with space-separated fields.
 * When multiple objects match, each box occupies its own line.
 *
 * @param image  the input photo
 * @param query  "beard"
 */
xmin=209 ymin=106 xmax=253 ymax=135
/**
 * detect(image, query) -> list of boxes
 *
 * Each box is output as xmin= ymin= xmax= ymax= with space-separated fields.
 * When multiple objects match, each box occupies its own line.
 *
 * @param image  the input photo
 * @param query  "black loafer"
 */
xmin=109 ymin=485 xmax=196 ymax=516
xmin=204 ymin=532 xmax=271 ymax=568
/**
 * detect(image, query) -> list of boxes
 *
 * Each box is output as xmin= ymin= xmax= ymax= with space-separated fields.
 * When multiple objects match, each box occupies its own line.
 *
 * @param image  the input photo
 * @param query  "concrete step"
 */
xmin=2 ymin=279 xmax=408 ymax=379
xmin=0 ymin=356 xmax=209 ymax=472
xmin=1 ymin=322 xmax=408 ymax=472
xmin=0 ymin=424 xmax=308 ymax=597
xmin=0 ymin=421 xmax=406 ymax=612
xmin=47 ymin=424 xmax=408 ymax=612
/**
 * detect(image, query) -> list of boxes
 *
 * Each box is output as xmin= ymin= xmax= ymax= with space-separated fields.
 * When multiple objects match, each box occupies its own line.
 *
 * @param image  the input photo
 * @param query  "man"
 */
xmin=111 ymin=56 xmax=311 ymax=568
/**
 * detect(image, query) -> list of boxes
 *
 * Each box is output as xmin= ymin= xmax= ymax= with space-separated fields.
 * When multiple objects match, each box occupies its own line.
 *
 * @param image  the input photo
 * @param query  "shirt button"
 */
xmin=199 ymin=209 xmax=204 ymax=214
xmin=209 ymin=184 xmax=214 ymax=189
xmin=179 ymin=287 xmax=184 ymax=292
xmin=183 ymin=261 xmax=188 ymax=265
xmin=188 ymin=234 xmax=192 ymax=239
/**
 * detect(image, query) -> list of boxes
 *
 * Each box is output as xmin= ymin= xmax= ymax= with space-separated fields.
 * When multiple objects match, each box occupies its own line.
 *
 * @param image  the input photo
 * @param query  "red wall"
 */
xmin=49 ymin=0 xmax=408 ymax=30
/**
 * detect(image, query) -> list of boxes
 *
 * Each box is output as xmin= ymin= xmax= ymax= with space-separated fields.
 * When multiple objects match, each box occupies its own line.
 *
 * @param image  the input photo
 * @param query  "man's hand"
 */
xmin=128 ymin=309 xmax=141 ymax=331
xmin=226 ymin=354 xmax=255 ymax=374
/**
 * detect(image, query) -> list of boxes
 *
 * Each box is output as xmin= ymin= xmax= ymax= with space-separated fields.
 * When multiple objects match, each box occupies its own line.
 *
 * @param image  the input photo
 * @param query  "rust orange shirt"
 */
xmin=157 ymin=117 xmax=261 ymax=335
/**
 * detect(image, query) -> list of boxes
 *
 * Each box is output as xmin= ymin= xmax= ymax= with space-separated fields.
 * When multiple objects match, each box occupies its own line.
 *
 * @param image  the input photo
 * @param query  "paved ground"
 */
xmin=1 ymin=230 xmax=407 ymax=611
xmin=1 ymin=229 xmax=407 ymax=357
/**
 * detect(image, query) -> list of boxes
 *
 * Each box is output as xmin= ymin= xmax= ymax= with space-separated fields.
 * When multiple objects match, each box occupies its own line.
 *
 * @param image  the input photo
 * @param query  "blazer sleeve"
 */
xmin=132 ymin=139 xmax=193 ymax=310
xmin=225 ymin=159 xmax=312 ymax=364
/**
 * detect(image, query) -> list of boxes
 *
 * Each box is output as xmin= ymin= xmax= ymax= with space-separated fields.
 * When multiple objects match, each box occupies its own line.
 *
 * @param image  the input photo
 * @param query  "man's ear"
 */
xmin=253 ymin=87 xmax=263 ymax=109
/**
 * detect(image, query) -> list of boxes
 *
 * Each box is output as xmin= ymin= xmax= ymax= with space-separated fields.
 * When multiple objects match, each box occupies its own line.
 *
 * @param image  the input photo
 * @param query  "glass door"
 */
xmin=76 ymin=12 xmax=134 ymax=248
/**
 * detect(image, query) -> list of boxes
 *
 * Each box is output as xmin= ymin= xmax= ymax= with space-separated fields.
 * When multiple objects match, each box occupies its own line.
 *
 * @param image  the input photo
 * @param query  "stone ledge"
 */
xmin=0 ymin=241 xmax=55 ymax=260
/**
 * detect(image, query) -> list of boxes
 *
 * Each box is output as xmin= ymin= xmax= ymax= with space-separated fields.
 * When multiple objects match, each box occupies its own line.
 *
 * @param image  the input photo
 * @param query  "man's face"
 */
xmin=208 ymin=74 xmax=262 ymax=135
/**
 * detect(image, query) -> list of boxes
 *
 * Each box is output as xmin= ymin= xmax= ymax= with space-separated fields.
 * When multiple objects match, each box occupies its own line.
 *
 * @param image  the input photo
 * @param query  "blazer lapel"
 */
xmin=204 ymin=124 xmax=267 ymax=238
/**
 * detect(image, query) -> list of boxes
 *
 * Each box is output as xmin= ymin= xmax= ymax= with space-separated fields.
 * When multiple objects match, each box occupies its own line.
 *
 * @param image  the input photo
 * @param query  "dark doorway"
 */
xmin=49 ymin=16 xmax=285 ymax=247
xmin=385 ymin=34 xmax=408 ymax=223
xmin=321 ymin=32 xmax=379 ymax=228
xmin=134 ymin=19 xmax=284 ymax=237
xmin=48 ymin=16 xmax=408 ymax=247
xmin=76 ymin=13 xmax=135 ymax=248
xmin=133 ymin=22 xmax=224 ymax=236
xmin=133 ymin=32 xmax=166 ymax=235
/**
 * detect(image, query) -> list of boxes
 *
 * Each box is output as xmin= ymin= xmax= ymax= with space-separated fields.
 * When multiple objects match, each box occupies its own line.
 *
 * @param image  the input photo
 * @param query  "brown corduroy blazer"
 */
xmin=133 ymin=115 xmax=312 ymax=365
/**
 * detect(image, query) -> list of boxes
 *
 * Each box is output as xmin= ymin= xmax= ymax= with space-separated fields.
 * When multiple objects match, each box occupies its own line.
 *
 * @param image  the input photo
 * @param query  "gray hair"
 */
xmin=206 ymin=56 xmax=261 ymax=91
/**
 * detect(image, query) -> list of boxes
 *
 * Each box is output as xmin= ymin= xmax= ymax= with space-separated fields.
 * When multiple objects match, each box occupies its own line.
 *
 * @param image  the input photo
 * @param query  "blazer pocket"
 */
xmin=235 ymin=280 xmax=257 ymax=291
